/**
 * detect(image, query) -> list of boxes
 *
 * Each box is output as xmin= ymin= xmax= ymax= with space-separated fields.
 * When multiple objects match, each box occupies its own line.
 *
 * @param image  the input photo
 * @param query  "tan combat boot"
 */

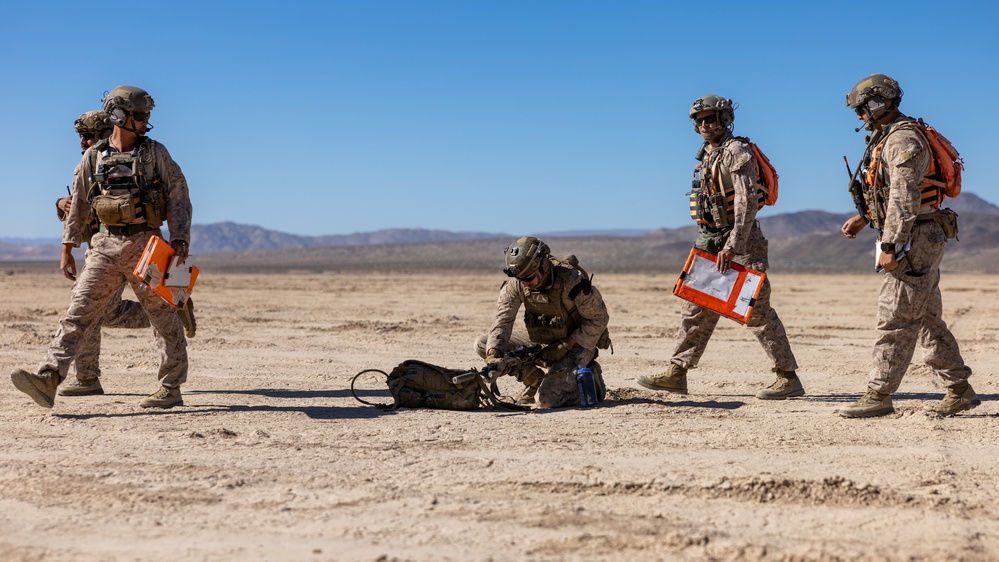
xmin=516 ymin=385 xmax=539 ymax=405
xmin=139 ymin=386 xmax=183 ymax=408
xmin=58 ymin=377 xmax=105 ymax=396
xmin=11 ymin=369 xmax=62 ymax=408
xmin=178 ymin=297 xmax=197 ymax=338
xmin=637 ymin=363 xmax=688 ymax=394
xmin=925 ymin=382 xmax=981 ymax=416
xmin=756 ymin=369 xmax=805 ymax=400
xmin=839 ymin=389 xmax=893 ymax=418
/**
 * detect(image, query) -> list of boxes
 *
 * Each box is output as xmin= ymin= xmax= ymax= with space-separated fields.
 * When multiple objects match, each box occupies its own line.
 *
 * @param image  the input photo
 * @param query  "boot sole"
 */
xmin=57 ymin=388 xmax=106 ymax=397
xmin=839 ymin=406 xmax=894 ymax=419
xmin=636 ymin=378 xmax=688 ymax=394
xmin=139 ymin=399 xmax=184 ymax=409
xmin=57 ymin=381 xmax=105 ymax=397
xmin=11 ymin=370 xmax=56 ymax=409
xmin=756 ymin=388 xmax=806 ymax=400
xmin=927 ymin=398 xmax=982 ymax=417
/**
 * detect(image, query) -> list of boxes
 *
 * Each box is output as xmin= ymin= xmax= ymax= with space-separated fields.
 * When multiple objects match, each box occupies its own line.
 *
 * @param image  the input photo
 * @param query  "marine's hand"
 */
xmin=485 ymin=351 xmax=504 ymax=365
xmin=715 ymin=249 xmax=736 ymax=273
xmin=57 ymin=196 xmax=72 ymax=215
xmin=877 ymin=250 xmax=898 ymax=272
xmin=171 ymin=240 xmax=189 ymax=264
xmin=60 ymin=244 xmax=77 ymax=281
xmin=541 ymin=340 xmax=572 ymax=363
xmin=842 ymin=214 xmax=868 ymax=239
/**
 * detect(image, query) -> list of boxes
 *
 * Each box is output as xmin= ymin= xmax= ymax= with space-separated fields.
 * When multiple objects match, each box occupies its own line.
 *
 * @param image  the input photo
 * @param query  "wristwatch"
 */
xmin=880 ymin=242 xmax=895 ymax=253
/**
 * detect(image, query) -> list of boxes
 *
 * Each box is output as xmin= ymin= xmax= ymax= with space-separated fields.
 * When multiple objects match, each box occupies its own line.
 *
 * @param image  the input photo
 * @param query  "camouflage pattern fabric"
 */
xmin=671 ymin=278 xmax=798 ymax=372
xmin=474 ymin=329 xmax=606 ymax=409
xmin=72 ymin=280 xmax=150 ymax=380
xmin=63 ymin=139 xmax=192 ymax=247
xmin=40 ymin=135 xmax=192 ymax=388
xmin=669 ymin=130 xmax=798 ymax=371
xmin=39 ymin=230 xmax=188 ymax=386
xmin=485 ymin=268 xmax=609 ymax=353
xmin=872 ymin=119 xmax=934 ymax=241
xmin=864 ymin=117 xmax=972 ymax=393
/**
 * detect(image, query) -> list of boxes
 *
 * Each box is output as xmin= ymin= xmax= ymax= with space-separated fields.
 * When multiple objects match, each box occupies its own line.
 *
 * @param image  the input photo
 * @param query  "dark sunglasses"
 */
xmin=79 ymin=133 xmax=96 ymax=140
xmin=132 ymin=112 xmax=150 ymax=122
xmin=503 ymin=268 xmax=536 ymax=282
xmin=693 ymin=114 xmax=718 ymax=126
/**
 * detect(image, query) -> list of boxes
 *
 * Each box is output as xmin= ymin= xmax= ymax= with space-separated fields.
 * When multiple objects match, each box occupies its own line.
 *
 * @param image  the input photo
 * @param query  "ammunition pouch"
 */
xmin=92 ymin=193 xmax=137 ymax=226
xmin=933 ymin=208 xmax=959 ymax=240
xmin=525 ymin=313 xmax=569 ymax=343
xmin=141 ymin=181 xmax=166 ymax=229
xmin=706 ymin=191 xmax=730 ymax=229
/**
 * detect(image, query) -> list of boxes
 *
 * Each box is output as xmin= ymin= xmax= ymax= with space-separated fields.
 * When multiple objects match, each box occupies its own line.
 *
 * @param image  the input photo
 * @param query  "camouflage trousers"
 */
xmin=670 ymin=278 xmax=798 ymax=372
xmin=40 ymin=230 xmax=187 ymax=387
xmin=473 ymin=330 xmax=605 ymax=408
xmin=73 ymin=255 xmax=151 ymax=380
xmin=868 ymin=220 xmax=971 ymax=394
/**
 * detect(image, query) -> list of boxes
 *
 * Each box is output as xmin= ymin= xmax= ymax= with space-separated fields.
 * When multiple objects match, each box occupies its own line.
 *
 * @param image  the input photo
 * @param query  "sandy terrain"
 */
xmin=1 ymin=268 xmax=997 ymax=561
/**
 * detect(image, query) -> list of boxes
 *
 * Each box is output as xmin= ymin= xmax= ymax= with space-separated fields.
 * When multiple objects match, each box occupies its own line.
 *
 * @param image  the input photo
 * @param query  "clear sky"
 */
xmin=2 ymin=1 xmax=997 ymax=239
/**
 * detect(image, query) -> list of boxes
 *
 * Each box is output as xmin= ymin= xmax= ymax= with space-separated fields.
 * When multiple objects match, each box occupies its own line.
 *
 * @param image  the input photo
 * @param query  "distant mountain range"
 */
xmin=3 ymin=192 xmax=998 ymax=273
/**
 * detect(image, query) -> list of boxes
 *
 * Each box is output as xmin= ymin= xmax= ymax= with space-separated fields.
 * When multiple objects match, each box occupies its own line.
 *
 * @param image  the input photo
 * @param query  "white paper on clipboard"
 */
xmin=684 ymin=254 xmax=740 ymax=300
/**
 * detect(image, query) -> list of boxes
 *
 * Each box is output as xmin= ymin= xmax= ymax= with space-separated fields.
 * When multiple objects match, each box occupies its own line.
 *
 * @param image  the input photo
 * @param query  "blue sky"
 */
xmin=2 ymin=1 xmax=997 ymax=239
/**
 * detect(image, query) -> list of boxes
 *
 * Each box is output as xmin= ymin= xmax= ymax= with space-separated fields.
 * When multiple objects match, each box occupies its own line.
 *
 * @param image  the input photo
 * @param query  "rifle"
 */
xmin=450 ymin=344 xmax=544 ymax=388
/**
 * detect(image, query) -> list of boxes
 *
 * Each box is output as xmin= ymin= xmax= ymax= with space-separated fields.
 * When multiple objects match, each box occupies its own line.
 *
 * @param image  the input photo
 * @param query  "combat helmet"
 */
xmin=73 ymin=110 xmax=113 ymax=139
xmin=689 ymin=95 xmax=735 ymax=131
xmin=102 ymin=85 xmax=155 ymax=126
xmin=846 ymin=74 xmax=902 ymax=109
xmin=503 ymin=236 xmax=550 ymax=280
xmin=847 ymin=74 xmax=902 ymax=126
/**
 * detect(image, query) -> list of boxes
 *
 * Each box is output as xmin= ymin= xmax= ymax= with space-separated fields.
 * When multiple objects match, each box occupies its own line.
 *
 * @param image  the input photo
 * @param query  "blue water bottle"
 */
xmin=576 ymin=367 xmax=598 ymax=407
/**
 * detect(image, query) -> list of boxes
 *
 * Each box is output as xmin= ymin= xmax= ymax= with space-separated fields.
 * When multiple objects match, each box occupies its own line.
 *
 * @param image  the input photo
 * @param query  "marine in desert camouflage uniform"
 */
xmin=12 ymin=85 xmax=193 ymax=409
xmin=839 ymin=74 xmax=978 ymax=418
xmin=56 ymin=111 xmax=196 ymax=399
xmin=56 ymin=112 xmax=152 ymax=397
xmin=473 ymin=236 xmax=611 ymax=409
xmin=637 ymin=95 xmax=802 ymax=399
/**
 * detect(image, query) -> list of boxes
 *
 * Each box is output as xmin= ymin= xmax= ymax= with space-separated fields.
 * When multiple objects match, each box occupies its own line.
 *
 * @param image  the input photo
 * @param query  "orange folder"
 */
xmin=133 ymin=235 xmax=198 ymax=308
xmin=673 ymin=248 xmax=765 ymax=324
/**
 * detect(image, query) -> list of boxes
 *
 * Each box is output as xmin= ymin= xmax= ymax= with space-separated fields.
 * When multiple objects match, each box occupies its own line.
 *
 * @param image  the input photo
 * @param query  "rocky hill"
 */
xmin=3 ymin=193 xmax=997 ymax=273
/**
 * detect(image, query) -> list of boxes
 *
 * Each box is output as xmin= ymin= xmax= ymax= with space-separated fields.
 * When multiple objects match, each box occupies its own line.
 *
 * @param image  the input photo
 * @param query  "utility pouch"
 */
xmin=141 ymin=180 xmax=166 ymax=229
xmin=596 ymin=328 xmax=612 ymax=351
xmin=92 ymin=194 xmax=136 ymax=226
xmin=707 ymin=192 xmax=730 ymax=228
xmin=934 ymin=208 xmax=959 ymax=240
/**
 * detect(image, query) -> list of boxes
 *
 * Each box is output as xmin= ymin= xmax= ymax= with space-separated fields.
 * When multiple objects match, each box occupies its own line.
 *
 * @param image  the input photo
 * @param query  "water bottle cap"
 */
xmin=576 ymin=367 xmax=591 ymax=374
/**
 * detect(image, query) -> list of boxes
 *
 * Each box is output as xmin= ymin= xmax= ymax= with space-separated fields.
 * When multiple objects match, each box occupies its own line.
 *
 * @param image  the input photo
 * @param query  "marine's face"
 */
xmin=128 ymin=112 xmax=150 ymax=135
xmin=693 ymin=110 xmax=724 ymax=142
xmin=79 ymin=133 xmax=97 ymax=151
xmin=520 ymin=268 xmax=550 ymax=291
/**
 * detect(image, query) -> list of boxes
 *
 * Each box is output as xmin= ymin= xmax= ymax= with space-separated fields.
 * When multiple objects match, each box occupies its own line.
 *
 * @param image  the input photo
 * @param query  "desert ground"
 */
xmin=1 ymin=266 xmax=997 ymax=561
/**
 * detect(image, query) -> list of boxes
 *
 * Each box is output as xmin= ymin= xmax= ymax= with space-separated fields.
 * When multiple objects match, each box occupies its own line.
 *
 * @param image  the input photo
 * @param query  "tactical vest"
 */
xmin=689 ymin=138 xmax=766 ymax=229
xmin=87 ymin=137 xmax=166 ymax=229
xmin=862 ymin=120 xmax=940 ymax=230
xmin=521 ymin=264 xmax=582 ymax=344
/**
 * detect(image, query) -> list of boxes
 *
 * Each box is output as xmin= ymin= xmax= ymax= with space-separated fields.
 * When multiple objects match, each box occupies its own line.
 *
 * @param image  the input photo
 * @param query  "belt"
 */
xmin=99 ymin=223 xmax=155 ymax=236
xmin=915 ymin=214 xmax=938 ymax=224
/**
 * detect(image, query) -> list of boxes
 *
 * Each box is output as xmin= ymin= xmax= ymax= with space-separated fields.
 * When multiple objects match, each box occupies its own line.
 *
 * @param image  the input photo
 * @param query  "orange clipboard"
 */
xmin=133 ymin=235 xmax=199 ymax=308
xmin=672 ymin=248 xmax=765 ymax=324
